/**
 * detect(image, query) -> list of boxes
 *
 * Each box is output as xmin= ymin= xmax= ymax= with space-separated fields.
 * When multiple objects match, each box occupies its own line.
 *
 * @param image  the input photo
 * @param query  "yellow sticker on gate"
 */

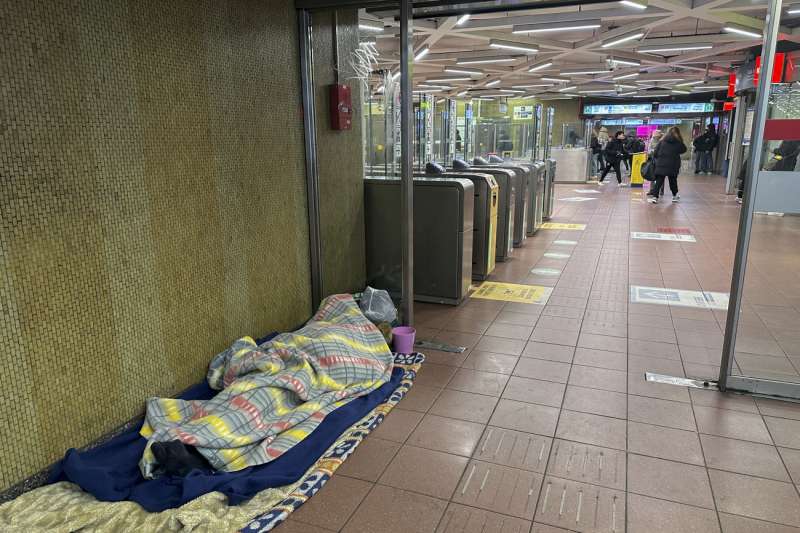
xmin=471 ymin=282 xmax=553 ymax=304
xmin=539 ymin=222 xmax=586 ymax=230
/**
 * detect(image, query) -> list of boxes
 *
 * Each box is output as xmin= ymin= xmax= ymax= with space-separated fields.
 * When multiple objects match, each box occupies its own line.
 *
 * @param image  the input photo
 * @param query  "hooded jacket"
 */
xmin=653 ymin=134 xmax=687 ymax=176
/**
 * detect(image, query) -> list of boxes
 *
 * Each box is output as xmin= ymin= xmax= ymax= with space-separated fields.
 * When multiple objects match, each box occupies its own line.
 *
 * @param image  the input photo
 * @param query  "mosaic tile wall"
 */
xmin=312 ymin=9 xmax=367 ymax=296
xmin=0 ymin=0 xmax=316 ymax=489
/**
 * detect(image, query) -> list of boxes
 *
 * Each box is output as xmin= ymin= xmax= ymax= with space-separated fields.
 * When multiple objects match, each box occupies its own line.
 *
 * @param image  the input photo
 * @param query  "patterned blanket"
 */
xmin=139 ymin=294 xmax=393 ymax=478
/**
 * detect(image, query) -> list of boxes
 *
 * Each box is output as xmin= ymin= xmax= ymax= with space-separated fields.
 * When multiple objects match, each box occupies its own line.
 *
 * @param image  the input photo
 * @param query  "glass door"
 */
xmin=721 ymin=1 xmax=800 ymax=398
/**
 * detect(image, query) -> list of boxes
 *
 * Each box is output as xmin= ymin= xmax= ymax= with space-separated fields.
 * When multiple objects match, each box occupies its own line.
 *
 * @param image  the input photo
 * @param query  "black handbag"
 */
xmin=641 ymin=157 xmax=656 ymax=181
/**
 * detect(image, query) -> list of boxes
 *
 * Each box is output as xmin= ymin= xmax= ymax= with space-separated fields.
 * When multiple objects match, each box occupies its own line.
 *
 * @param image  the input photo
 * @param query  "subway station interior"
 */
xmin=2 ymin=0 xmax=800 ymax=532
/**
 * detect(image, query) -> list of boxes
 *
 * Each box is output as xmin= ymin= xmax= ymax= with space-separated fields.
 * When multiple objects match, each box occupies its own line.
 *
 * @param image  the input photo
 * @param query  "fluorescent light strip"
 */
xmin=413 ymin=89 xmax=441 ymax=93
xmin=414 ymin=47 xmax=430 ymax=61
xmin=601 ymin=32 xmax=644 ymax=48
xmin=528 ymin=61 xmax=553 ymax=72
xmin=358 ymin=21 xmax=384 ymax=32
xmin=485 ymin=79 xmax=501 ymax=87
xmin=619 ymin=0 xmax=647 ymax=9
xmin=426 ymin=77 xmax=471 ymax=82
xmin=542 ymin=77 xmax=569 ymax=83
xmin=444 ymin=67 xmax=483 ymax=76
xmin=392 ymin=72 xmax=400 ymax=81
xmin=616 ymin=84 xmax=638 ymax=89
xmin=693 ymin=85 xmax=728 ymax=90
xmin=513 ymin=21 xmax=601 ymax=34
xmin=639 ymin=44 xmax=712 ymax=53
xmin=671 ymin=89 xmax=691 ymax=94
xmin=456 ymin=14 xmax=471 ymax=25
xmin=500 ymin=89 xmax=525 ymax=93
xmin=678 ymin=80 xmax=706 ymax=86
xmin=457 ymin=57 xmax=517 ymax=65
xmin=513 ymin=84 xmax=551 ymax=88
xmin=618 ymin=91 xmax=638 ymax=96
xmin=610 ymin=58 xmax=641 ymax=67
xmin=457 ymin=90 xmax=468 ymax=97
xmin=639 ymin=78 xmax=684 ymax=82
xmin=558 ymin=86 xmax=577 ymax=92
xmin=789 ymin=7 xmax=800 ymax=14
xmin=489 ymin=39 xmax=539 ymax=53
xmin=561 ymin=69 xmax=611 ymax=75
xmin=418 ymin=84 xmax=453 ymax=89
xmin=580 ymin=89 xmax=614 ymax=93
xmin=613 ymin=72 xmax=639 ymax=80
xmin=723 ymin=26 xmax=762 ymax=38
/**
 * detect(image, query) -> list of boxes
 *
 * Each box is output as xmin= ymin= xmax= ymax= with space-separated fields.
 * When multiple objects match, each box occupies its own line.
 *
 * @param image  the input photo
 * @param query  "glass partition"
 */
xmin=722 ymin=0 xmax=800 ymax=398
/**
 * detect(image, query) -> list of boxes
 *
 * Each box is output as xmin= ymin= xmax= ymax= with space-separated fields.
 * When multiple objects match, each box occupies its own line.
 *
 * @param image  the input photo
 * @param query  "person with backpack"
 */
xmin=648 ymin=126 xmax=687 ymax=203
xmin=693 ymin=124 xmax=718 ymax=174
xmin=599 ymin=131 xmax=628 ymax=186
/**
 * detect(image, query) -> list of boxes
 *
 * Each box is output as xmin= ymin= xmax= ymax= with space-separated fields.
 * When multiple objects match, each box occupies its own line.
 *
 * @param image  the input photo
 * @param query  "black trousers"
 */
xmin=652 ymin=174 xmax=678 ymax=198
xmin=600 ymin=161 xmax=623 ymax=183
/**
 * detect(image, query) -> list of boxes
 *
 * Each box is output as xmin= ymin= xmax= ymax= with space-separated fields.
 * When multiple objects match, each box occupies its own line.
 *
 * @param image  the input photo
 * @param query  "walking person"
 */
xmin=646 ymin=130 xmax=664 ymax=198
xmin=590 ymin=132 xmax=602 ymax=177
xmin=648 ymin=126 xmax=687 ymax=204
xmin=693 ymin=124 xmax=718 ymax=174
xmin=599 ymin=130 xmax=628 ymax=186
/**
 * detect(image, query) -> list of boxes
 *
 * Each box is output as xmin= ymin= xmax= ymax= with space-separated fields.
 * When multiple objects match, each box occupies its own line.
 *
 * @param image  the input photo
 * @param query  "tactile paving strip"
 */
xmin=535 ymin=475 xmax=626 ymax=533
xmin=437 ymin=503 xmax=531 ymax=533
xmin=546 ymin=439 xmax=626 ymax=490
xmin=474 ymin=427 xmax=553 ymax=473
xmin=452 ymin=460 xmax=543 ymax=520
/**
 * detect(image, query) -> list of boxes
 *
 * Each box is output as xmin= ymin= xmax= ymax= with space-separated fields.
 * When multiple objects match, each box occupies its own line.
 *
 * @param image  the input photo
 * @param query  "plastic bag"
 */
xmin=359 ymin=286 xmax=398 ymax=325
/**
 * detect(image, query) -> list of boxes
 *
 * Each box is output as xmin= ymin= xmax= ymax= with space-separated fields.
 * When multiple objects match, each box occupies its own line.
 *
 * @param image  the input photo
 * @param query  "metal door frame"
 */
xmin=718 ymin=0 xmax=800 ymax=398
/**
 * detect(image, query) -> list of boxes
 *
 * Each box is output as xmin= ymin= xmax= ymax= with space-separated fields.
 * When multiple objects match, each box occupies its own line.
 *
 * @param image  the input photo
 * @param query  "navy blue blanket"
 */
xmin=48 ymin=337 xmax=403 ymax=512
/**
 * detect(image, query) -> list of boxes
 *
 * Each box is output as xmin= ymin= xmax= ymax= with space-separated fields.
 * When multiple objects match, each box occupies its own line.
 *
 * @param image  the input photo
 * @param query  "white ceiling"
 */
xmin=359 ymin=0 xmax=800 ymax=99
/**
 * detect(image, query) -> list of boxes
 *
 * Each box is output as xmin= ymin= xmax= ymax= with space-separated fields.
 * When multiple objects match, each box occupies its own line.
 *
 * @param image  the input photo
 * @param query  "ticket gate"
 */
xmin=472 ymin=158 xmax=530 ymax=248
xmin=543 ymin=158 xmax=557 ymax=220
xmin=424 ymin=166 xmax=499 ymax=281
xmin=527 ymin=161 xmax=546 ymax=236
xmin=452 ymin=160 xmax=515 ymax=262
xmin=364 ymin=177 xmax=474 ymax=305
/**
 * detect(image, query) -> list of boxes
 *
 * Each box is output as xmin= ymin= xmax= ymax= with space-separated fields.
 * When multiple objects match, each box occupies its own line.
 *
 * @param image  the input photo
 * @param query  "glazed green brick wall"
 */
xmin=0 ymin=0 xmax=314 ymax=489
xmin=312 ymin=9 xmax=367 ymax=296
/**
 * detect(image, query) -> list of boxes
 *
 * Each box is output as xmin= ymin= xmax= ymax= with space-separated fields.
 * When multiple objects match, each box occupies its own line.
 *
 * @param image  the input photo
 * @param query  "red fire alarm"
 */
xmin=329 ymin=84 xmax=352 ymax=130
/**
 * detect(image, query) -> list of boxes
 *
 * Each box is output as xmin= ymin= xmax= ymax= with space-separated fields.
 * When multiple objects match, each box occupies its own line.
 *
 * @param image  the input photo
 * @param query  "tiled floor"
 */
xmin=276 ymin=175 xmax=800 ymax=532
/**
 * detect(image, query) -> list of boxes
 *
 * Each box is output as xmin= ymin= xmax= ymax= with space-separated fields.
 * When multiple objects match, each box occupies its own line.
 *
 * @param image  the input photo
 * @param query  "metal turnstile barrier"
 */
xmin=527 ymin=161 xmax=545 ymax=236
xmin=473 ymin=159 xmax=530 ymax=248
xmin=543 ymin=158 xmax=557 ymax=219
xmin=365 ymin=177 xmax=474 ymax=305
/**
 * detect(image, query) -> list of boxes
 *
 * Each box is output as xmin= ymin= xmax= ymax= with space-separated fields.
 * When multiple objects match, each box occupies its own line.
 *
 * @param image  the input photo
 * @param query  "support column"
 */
xmin=400 ymin=0 xmax=414 ymax=325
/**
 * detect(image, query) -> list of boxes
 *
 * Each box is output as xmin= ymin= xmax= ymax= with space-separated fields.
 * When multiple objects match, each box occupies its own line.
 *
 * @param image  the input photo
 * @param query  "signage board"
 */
xmin=583 ymin=103 xmax=653 ymax=115
xmin=656 ymin=102 xmax=714 ymax=113
xmin=513 ymin=105 xmax=535 ymax=120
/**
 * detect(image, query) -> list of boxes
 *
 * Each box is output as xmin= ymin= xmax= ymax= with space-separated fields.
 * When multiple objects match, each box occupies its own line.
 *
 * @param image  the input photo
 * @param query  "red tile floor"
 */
xmin=276 ymin=175 xmax=800 ymax=533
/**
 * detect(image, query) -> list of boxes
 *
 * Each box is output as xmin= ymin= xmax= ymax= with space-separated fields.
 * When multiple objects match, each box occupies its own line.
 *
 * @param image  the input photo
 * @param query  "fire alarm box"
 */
xmin=329 ymin=84 xmax=352 ymax=130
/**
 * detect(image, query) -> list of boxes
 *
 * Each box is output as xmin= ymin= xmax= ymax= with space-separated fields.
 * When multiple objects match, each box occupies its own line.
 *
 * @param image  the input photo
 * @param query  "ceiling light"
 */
xmin=418 ymin=84 xmax=453 ymax=89
xmin=580 ymin=89 xmax=613 ymax=93
xmin=485 ymin=79 xmax=501 ymax=87
xmin=558 ymin=86 xmax=577 ymax=92
xmin=639 ymin=77 xmax=684 ymax=82
xmin=560 ymin=69 xmax=611 ymax=75
xmin=618 ymin=91 xmax=638 ymax=96
xmin=500 ymin=89 xmax=525 ymax=93
xmin=457 ymin=57 xmax=517 ymax=65
xmin=489 ymin=39 xmax=539 ymax=53
xmin=671 ymin=89 xmax=691 ymax=94
xmin=613 ymin=72 xmax=639 ymax=80
xmin=359 ymin=21 xmax=384 ymax=32
xmin=601 ymin=32 xmax=644 ymax=48
xmin=619 ymin=0 xmax=648 ymax=9
xmin=789 ymin=6 xmax=800 ymax=14
xmin=457 ymin=90 xmax=468 ymax=97
xmin=638 ymin=43 xmax=713 ymax=53
xmin=376 ymin=85 xmax=384 ymax=93
xmin=678 ymin=80 xmax=706 ymax=86
xmin=472 ymin=97 xmax=495 ymax=101
xmin=616 ymin=84 xmax=638 ymax=89
xmin=513 ymin=19 xmax=602 ymax=34
xmin=426 ymin=77 xmax=471 ymax=82
xmin=444 ymin=67 xmax=483 ymax=76
xmin=542 ymin=77 xmax=570 ymax=83
xmin=456 ymin=14 xmax=471 ymax=25
xmin=513 ymin=84 xmax=552 ymax=88
xmin=413 ymin=89 xmax=441 ymax=93
xmin=391 ymin=72 xmax=400 ymax=81
xmin=609 ymin=57 xmax=641 ymax=67
xmin=723 ymin=25 xmax=762 ymax=39
xmin=693 ymin=85 xmax=728 ymax=90
xmin=528 ymin=61 xmax=553 ymax=72
xmin=414 ymin=47 xmax=430 ymax=61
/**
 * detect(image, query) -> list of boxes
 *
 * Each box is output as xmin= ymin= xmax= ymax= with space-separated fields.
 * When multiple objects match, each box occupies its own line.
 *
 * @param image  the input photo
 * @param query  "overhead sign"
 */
xmin=584 ymin=103 xmax=653 ymax=115
xmin=513 ymin=105 xmax=535 ymax=120
xmin=656 ymin=103 xmax=714 ymax=113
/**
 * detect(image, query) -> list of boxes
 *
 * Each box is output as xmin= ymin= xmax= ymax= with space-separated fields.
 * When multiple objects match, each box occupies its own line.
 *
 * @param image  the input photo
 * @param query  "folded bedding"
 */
xmin=139 ymin=293 xmax=394 ymax=478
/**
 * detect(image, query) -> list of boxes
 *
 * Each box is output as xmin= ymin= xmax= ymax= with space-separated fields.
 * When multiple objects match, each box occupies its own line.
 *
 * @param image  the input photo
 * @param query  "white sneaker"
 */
xmin=647 ymin=197 xmax=658 ymax=204
xmin=618 ymin=182 xmax=627 ymax=187
xmin=598 ymin=181 xmax=607 ymax=186
xmin=672 ymin=195 xmax=680 ymax=203
xmin=736 ymin=197 xmax=742 ymax=204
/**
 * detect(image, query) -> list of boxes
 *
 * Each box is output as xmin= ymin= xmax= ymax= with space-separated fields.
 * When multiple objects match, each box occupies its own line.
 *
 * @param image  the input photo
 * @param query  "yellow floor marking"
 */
xmin=471 ymin=282 xmax=553 ymax=304
xmin=540 ymin=222 xmax=586 ymax=230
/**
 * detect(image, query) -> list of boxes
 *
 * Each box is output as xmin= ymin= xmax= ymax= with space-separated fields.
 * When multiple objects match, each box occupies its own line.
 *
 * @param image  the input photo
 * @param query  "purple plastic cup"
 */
xmin=392 ymin=326 xmax=416 ymax=354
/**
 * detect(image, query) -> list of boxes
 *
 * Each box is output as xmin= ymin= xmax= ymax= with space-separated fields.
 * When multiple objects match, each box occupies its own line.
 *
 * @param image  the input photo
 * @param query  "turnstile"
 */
xmin=451 ymin=163 xmax=515 ymax=262
xmin=364 ymin=177 xmax=474 ymax=305
xmin=472 ymin=158 xmax=530 ymax=248
xmin=527 ymin=161 xmax=546 ymax=235
xmin=543 ymin=158 xmax=557 ymax=220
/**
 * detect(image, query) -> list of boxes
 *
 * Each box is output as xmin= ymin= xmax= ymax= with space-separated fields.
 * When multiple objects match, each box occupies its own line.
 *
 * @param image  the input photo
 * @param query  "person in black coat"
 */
xmin=648 ymin=126 xmax=687 ymax=203
xmin=599 ymin=131 xmax=628 ymax=185
xmin=693 ymin=124 xmax=718 ymax=174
